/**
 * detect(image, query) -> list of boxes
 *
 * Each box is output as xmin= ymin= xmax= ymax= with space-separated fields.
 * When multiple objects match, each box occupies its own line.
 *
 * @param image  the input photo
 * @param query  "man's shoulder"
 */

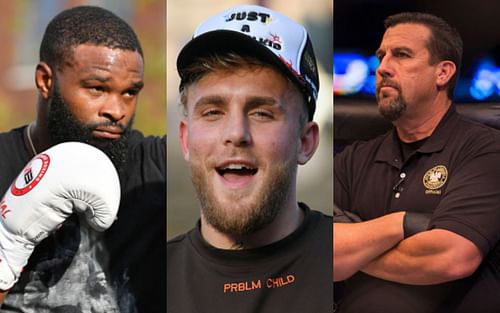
xmin=126 ymin=129 xmax=166 ymax=172
xmin=128 ymin=129 xmax=166 ymax=149
xmin=456 ymin=112 xmax=500 ymax=137
xmin=167 ymin=227 xmax=197 ymax=251
xmin=335 ymin=130 xmax=390 ymax=162
xmin=0 ymin=126 xmax=29 ymax=175
xmin=166 ymin=229 xmax=197 ymax=267
xmin=299 ymin=203 xmax=333 ymax=239
xmin=456 ymin=104 xmax=500 ymax=133
xmin=167 ymin=232 xmax=190 ymax=247
xmin=0 ymin=126 xmax=34 ymax=212
xmin=0 ymin=127 xmax=24 ymax=145
xmin=308 ymin=207 xmax=333 ymax=223
xmin=452 ymin=112 xmax=500 ymax=151
xmin=306 ymin=209 xmax=333 ymax=243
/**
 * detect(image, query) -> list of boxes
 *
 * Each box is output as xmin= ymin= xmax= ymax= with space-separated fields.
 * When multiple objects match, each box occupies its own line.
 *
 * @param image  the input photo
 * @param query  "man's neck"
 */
xmin=394 ymin=97 xmax=452 ymax=143
xmin=200 ymin=201 xmax=304 ymax=250
xmin=23 ymin=121 xmax=50 ymax=158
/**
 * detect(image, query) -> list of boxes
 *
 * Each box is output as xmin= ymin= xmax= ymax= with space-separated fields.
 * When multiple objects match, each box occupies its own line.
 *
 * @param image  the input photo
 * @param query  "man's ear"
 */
xmin=436 ymin=60 xmax=456 ymax=89
xmin=35 ymin=62 xmax=53 ymax=100
xmin=179 ymin=119 xmax=190 ymax=161
xmin=297 ymin=121 xmax=320 ymax=165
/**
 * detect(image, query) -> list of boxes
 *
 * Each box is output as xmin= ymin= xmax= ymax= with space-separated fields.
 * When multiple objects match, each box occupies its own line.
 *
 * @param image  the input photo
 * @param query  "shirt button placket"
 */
xmin=394 ymin=172 xmax=406 ymax=199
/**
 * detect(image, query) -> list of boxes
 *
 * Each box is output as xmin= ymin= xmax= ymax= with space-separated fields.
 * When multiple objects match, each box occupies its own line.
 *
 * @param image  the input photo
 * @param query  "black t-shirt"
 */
xmin=0 ymin=126 xmax=166 ymax=313
xmin=167 ymin=203 xmax=333 ymax=313
xmin=334 ymin=107 xmax=500 ymax=313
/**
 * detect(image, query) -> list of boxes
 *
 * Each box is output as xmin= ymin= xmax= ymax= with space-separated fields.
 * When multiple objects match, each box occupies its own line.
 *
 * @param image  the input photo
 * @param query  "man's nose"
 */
xmin=376 ymin=56 xmax=395 ymax=79
xmin=99 ymin=94 xmax=126 ymax=122
xmin=223 ymin=112 xmax=251 ymax=147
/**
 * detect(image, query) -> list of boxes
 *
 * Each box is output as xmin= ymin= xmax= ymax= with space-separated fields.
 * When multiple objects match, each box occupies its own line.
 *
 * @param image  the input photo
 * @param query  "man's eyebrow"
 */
xmin=393 ymin=46 xmax=414 ymax=54
xmin=131 ymin=81 xmax=144 ymax=89
xmin=246 ymin=96 xmax=285 ymax=112
xmin=80 ymin=76 xmax=144 ymax=89
xmin=246 ymin=96 xmax=278 ymax=107
xmin=192 ymin=95 xmax=281 ymax=112
xmin=81 ymin=75 xmax=110 ymax=83
xmin=193 ymin=95 xmax=227 ymax=110
xmin=375 ymin=46 xmax=414 ymax=58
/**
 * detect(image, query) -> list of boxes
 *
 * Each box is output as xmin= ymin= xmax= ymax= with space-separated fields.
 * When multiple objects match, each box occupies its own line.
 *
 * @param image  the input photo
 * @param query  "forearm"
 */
xmin=334 ymin=211 xmax=405 ymax=281
xmin=362 ymin=229 xmax=482 ymax=285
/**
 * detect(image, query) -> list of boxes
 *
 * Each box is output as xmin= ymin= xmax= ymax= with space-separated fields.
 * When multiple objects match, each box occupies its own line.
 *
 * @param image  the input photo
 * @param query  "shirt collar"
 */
xmin=375 ymin=105 xmax=458 ymax=165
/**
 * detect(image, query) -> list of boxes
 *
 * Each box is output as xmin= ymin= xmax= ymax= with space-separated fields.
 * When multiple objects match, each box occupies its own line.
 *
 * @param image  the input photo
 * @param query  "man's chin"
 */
xmin=213 ymin=183 xmax=256 ymax=200
xmin=201 ymin=194 xmax=268 ymax=235
xmin=377 ymin=96 xmax=396 ymax=108
xmin=208 ymin=189 xmax=251 ymax=210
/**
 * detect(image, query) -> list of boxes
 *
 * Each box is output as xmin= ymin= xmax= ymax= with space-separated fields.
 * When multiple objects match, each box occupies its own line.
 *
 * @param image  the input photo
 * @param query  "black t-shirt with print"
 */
xmin=0 ymin=126 xmax=166 ymax=313
xmin=167 ymin=203 xmax=333 ymax=313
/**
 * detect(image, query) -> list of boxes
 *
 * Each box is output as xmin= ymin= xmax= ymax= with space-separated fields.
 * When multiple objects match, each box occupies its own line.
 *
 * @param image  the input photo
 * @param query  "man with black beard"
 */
xmin=0 ymin=6 xmax=165 ymax=312
xmin=334 ymin=12 xmax=500 ymax=313
xmin=167 ymin=5 xmax=332 ymax=313
xmin=47 ymin=82 xmax=131 ymax=176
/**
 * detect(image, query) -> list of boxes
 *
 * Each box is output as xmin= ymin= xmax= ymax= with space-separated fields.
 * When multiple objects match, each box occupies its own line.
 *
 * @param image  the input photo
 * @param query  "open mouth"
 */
xmin=216 ymin=163 xmax=258 ymax=177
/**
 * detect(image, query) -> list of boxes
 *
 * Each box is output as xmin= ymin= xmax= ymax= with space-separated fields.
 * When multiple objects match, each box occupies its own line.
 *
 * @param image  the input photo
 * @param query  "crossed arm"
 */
xmin=362 ymin=228 xmax=483 ymax=285
xmin=334 ymin=215 xmax=483 ymax=285
xmin=334 ymin=212 xmax=405 ymax=281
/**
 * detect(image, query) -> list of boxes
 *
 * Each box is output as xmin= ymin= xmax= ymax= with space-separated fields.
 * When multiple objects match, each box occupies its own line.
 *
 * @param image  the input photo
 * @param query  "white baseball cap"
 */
xmin=177 ymin=4 xmax=319 ymax=120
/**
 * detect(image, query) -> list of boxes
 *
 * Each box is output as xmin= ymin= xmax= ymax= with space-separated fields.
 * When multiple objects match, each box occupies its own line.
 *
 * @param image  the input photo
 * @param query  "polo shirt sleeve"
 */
xmin=430 ymin=137 xmax=500 ymax=257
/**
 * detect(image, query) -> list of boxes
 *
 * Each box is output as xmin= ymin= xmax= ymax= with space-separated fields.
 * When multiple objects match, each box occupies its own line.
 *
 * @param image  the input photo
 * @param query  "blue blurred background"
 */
xmin=334 ymin=0 xmax=500 ymax=103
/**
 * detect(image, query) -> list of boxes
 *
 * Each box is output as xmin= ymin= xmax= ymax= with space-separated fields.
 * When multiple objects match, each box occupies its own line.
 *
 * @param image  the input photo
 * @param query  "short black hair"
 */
xmin=40 ymin=6 xmax=143 ymax=69
xmin=384 ymin=12 xmax=463 ymax=99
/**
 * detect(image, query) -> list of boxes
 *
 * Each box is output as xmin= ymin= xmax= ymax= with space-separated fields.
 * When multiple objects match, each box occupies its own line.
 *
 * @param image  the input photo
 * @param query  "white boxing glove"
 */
xmin=0 ymin=142 xmax=120 ymax=290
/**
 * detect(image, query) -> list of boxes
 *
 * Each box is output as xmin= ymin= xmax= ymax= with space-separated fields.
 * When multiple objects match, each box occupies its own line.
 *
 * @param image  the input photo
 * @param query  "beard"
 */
xmin=190 ymin=155 xmax=297 ymax=237
xmin=376 ymin=80 xmax=407 ymax=122
xmin=47 ymin=82 xmax=133 ymax=177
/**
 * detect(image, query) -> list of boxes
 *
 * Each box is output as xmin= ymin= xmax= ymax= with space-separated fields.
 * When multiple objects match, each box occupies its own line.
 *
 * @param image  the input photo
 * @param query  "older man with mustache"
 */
xmin=334 ymin=12 xmax=500 ymax=313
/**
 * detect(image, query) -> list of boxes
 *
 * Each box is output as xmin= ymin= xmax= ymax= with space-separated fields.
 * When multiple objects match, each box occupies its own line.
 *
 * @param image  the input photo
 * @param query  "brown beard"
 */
xmin=376 ymin=80 xmax=407 ymax=122
xmin=190 ymin=156 xmax=297 ymax=236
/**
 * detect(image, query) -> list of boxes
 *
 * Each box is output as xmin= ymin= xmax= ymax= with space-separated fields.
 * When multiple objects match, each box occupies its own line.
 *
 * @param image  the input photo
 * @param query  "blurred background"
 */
xmin=0 ymin=0 xmax=166 ymax=135
xmin=167 ymin=0 xmax=333 ymax=239
xmin=334 ymin=0 xmax=500 ymax=151
xmin=335 ymin=0 xmax=500 ymax=102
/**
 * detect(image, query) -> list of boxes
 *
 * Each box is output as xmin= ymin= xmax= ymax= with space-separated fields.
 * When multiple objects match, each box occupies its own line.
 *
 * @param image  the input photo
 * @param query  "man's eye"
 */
xmin=201 ymin=109 xmax=224 ymax=119
xmin=88 ymin=86 xmax=104 ymax=93
xmin=124 ymin=89 xmax=140 ymax=97
xmin=204 ymin=109 xmax=221 ymax=115
xmin=395 ymin=52 xmax=410 ymax=58
xmin=251 ymin=110 xmax=273 ymax=120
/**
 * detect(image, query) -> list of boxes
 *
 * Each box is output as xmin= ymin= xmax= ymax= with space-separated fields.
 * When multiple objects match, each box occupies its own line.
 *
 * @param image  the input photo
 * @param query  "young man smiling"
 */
xmin=167 ymin=4 xmax=332 ymax=312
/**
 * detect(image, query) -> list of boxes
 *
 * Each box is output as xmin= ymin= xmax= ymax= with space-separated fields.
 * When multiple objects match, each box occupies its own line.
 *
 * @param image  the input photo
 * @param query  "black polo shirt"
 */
xmin=334 ymin=106 xmax=500 ymax=313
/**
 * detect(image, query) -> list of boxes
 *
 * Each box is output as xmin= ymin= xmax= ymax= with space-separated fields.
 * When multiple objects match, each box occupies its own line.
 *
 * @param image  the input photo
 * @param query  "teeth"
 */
xmin=222 ymin=164 xmax=249 ymax=170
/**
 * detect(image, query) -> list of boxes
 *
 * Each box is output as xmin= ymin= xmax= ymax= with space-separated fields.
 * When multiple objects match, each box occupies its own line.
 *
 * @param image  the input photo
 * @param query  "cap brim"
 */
xmin=177 ymin=30 xmax=306 ymax=93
